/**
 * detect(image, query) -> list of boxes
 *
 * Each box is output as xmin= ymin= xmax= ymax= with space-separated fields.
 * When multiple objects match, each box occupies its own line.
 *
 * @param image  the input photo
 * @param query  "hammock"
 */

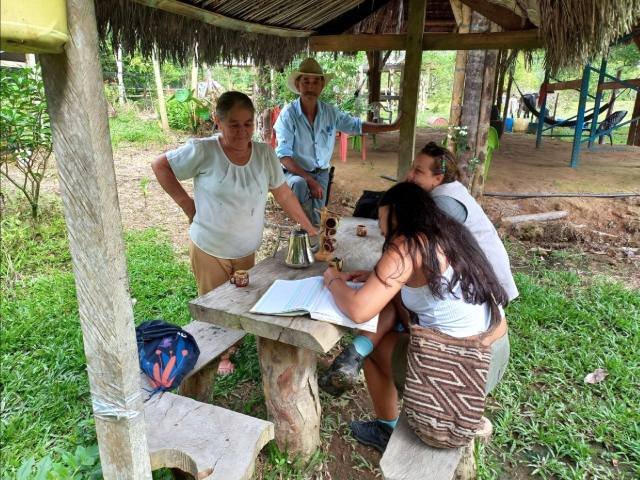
xmin=521 ymin=94 xmax=611 ymax=128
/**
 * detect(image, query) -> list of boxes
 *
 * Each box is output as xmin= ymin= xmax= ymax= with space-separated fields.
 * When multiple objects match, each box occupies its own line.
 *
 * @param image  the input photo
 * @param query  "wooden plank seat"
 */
xmin=139 ymin=321 xmax=246 ymax=403
xmin=380 ymin=412 xmax=493 ymax=480
xmin=145 ymin=392 xmax=274 ymax=479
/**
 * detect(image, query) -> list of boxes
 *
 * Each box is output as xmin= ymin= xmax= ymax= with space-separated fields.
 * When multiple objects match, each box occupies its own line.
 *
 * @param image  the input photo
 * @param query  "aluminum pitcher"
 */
xmin=272 ymin=224 xmax=323 ymax=268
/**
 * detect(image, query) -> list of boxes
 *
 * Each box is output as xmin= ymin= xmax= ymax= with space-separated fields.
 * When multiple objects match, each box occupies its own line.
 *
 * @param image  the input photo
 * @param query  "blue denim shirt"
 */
xmin=274 ymin=98 xmax=363 ymax=171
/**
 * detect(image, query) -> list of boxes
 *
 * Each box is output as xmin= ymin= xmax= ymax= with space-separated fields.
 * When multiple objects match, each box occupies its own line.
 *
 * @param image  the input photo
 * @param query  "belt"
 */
xmin=283 ymin=167 xmax=328 ymax=175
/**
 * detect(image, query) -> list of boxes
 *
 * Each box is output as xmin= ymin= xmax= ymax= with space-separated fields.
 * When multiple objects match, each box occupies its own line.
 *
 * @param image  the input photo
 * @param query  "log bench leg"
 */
xmin=454 ymin=417 xmax=493 ymax=480
xmin=177 ymin=357 xmax=221 ymax=404
xmin=257 ymin=336 xmax=321 ymax=460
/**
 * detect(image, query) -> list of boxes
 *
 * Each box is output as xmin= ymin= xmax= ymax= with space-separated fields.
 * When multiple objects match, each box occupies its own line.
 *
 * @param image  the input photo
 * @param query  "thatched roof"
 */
xmin=96 ymin=0 xmax=640 ymax=73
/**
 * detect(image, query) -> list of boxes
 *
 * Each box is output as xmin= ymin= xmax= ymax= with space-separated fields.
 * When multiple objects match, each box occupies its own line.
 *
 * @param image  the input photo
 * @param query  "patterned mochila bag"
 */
xmin=403 ymin=300 xmax=501 ymax=448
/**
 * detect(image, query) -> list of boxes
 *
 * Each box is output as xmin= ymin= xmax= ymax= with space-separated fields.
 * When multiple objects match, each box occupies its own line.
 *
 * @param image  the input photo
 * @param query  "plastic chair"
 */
xmin=484 ymin=126 xmax=499 ymax=180
xmin=371 ymin=101 xmax=393 ymax=124
xmin=582 ymin=110 xmax=627 ymax=145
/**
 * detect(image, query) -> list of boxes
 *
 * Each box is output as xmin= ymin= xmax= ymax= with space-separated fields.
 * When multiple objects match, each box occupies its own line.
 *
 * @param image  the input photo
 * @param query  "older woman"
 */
xmin=152 ymin=91 xmax=317 ymax=296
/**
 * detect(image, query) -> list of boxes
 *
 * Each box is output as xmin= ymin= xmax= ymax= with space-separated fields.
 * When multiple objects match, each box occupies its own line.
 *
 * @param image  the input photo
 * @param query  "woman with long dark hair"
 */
xmin=322 ymin=182 xmax=510 ymax=452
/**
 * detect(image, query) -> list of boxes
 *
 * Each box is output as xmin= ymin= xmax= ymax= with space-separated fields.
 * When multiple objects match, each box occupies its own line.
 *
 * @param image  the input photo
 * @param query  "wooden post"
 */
xmin=39 ymin=0 xmax=152 ymax=478
xmin=446 ymin=4 xmax=471 ymax=155
xmin=256 ymin=66 xmax=272 ymax=143
xmin=470 ymin=26 xmax=499 ymax=201
xmin=494 ymin=50 xmax=507 ymax=115
xmin=397 ymin=0 xmax=428 ymax=181
xmin=152 ymin=45 xmax=169 ymax=133
xmin=257 ymin=337 xmax=320 ymax=460
xmin=367 ymin=51 xmax=384 ymax=122
xmin=458 ymin=11 xmax=490 ymax=187
xmin=628 ymin=90 xmax=640 ymax=146
xmin=190 ymin=45 xmax=198 ymax=93
xmin=116 ymin=45 xmax=125 ymax=104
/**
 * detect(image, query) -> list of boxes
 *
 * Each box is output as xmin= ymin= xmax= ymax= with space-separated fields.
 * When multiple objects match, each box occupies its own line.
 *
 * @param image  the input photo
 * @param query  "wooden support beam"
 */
xmin=397 ymin=0 xmax=428 ymax=182
xmin=597 ymin=79 xmax=640 ymax=92
xmin=546 ymin=79 xmax=582 ymax=93
xmin=309 ymin=29 xmax=541 ymax=52
xmin=129 ymin=0 xmax=313 ymax=37
xmin=458 ymin=0 xmax=533 ymax=31
xmin=39 ymin=0 xmax=152 ymax=478
xmin=423 ymin=29 xmax=540 ymax=50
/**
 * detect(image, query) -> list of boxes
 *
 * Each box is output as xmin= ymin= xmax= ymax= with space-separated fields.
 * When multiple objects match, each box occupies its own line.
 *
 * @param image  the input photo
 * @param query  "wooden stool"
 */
xmin=380 ymin=412 xmax=493 ymax=480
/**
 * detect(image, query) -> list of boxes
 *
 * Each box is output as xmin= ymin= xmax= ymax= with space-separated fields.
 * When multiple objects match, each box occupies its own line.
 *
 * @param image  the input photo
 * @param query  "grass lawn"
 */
xmin=1 ymin=194 xmax=638 ymax=478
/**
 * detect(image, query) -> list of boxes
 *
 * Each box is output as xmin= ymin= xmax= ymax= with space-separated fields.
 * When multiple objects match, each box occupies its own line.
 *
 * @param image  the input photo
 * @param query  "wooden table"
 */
xmin=189 ymin=217 xmax=384 ymax=459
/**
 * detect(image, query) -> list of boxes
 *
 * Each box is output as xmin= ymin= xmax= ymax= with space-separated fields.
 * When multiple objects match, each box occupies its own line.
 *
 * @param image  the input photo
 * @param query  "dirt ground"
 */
xmin=33 ymin=124 xmax=639 ymax=479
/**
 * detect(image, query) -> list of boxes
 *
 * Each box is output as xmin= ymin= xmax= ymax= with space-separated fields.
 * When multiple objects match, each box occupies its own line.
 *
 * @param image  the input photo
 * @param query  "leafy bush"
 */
xmin=0 ymin=64 xmax=52 ymax=219
xmin=15 ymin=446 xmax=101 ymax=480
xmin=164 ymin=88 xmax=212 ymax=133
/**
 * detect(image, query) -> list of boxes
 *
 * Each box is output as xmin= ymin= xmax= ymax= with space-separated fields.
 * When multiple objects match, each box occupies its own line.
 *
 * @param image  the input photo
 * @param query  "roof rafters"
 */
xmin=458 ymin=0 xmax=534 ymax=31
xmin=314 ymin=0 xmax=395 ymax=36
xmin=129 ymin=0 xmax=314 ymax=37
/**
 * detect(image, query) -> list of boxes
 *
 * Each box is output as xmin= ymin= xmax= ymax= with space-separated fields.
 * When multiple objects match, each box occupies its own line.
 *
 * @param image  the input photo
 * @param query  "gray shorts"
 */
xmin=391 ymin=331 xmax=510 ymax=396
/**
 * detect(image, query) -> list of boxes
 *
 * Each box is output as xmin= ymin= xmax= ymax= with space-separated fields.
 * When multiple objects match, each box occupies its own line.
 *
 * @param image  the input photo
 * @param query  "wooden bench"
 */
xmin=380 ymin=412 xmax=493 ymax=480
xmin=139 ymin=321 xmax=246 ymax=403
xmin=145 ymin=392 xmax=273 ymax=479
xmin=140 ymin=321 xmax=273 ymax=479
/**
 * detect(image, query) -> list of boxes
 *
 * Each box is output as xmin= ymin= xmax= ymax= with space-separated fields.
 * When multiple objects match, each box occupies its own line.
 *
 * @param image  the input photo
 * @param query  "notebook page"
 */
xmin=250 ymin=277 xmax=325 ymax=315
xmin=309 ymin=282 xmax=379 ymax=333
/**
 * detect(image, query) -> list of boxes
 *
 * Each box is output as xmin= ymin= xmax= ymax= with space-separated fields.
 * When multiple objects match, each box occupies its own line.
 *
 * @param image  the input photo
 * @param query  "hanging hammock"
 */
xmin=520 ymin=94 xmax=612 ymax=127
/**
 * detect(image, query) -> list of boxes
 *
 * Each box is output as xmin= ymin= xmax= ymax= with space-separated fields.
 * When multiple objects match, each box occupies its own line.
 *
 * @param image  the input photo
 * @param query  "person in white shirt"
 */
xmin=322 ymin=182 xmax=510 ymax=452
xmin=152 ymin=91 xmax=317 ymax=296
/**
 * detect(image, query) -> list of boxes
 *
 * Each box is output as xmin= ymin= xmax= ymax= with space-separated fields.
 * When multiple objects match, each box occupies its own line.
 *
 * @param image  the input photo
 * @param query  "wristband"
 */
xmin=327 ymin=277 xmax=342 ymax=290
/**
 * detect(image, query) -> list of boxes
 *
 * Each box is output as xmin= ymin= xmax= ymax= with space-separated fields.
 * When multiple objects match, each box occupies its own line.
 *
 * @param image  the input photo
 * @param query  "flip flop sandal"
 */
xmin=217 ymin=358 xmax=234 ymax=375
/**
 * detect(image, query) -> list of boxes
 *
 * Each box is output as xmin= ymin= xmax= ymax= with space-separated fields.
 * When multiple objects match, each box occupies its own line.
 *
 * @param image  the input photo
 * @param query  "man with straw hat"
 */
xmin=274 ymin=57 xmax=404 ymax=226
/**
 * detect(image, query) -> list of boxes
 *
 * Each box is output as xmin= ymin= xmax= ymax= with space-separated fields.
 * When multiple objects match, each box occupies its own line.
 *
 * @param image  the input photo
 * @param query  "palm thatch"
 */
xmin=94 ymin=0 xmax=308 ymax=68
xmin=532 ymin=0 xmax=639 ymax=73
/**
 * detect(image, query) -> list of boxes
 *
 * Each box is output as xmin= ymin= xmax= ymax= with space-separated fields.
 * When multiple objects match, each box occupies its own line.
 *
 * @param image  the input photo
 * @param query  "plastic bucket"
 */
xmin=1 ymin=0 xmax=68 ymax=54
xmin=505 ymin=118 xmax=514 ymax=132
xmin=513 ymin=118 xmax=528 ymax=133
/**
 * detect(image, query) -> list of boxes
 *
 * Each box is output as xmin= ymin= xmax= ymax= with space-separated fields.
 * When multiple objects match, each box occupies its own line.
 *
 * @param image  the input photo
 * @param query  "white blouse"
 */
xmin=167 ymin=135 xmax=285 ymax=259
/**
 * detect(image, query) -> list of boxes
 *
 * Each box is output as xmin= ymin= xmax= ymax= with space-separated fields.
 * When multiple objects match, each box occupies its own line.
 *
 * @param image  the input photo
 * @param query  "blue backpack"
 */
xmin=135 ymin=320 xmax=200 ymax=398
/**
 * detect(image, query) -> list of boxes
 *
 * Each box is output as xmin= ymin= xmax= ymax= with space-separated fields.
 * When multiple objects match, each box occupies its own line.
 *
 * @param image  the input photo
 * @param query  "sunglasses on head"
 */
xmin=423 ymin=142 xmax=445 ymax=156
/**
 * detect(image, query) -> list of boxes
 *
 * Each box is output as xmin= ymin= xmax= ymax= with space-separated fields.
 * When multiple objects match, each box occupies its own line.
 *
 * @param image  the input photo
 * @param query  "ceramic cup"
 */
xmin=325 ymin=216 xmax=339 ymax=230
xmin=230 ymin=269 xmax=249 ymax=287
xmin=356 ymin=225 xmax=368 ymax=237
xmin=329 ymin=257 xmax=343 ymax=272
xmin=326 ymin=227 xmax=337 ymax=236
xmin=323 ymin=237 xmax=338 ymax=252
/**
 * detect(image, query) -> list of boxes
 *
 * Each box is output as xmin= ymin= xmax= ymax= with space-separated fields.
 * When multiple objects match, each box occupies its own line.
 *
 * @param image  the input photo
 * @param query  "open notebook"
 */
xmin=250 ymin=276 xmax=378 ymax=333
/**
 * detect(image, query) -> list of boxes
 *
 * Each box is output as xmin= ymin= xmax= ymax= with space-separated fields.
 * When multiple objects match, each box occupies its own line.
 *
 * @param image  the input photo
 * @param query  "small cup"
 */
xmin=329 ymin=257 xmax=343 ymax=272
xmin=230 ymin=270 xmax=249 ymax=287
xmin=325 ymin=216 xmax=339 ymax=230
xmin=356 ymin=225 xmax=368 ymax=237
xmin=323 ymin=237 xmax=338 ymax=252
xmin=326 ymin=227 xmax=337 ymax=236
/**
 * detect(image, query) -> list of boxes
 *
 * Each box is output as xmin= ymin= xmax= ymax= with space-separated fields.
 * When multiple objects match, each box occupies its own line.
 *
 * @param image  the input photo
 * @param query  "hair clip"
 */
xmin=441 ymin=156 xmax=447 ymax=175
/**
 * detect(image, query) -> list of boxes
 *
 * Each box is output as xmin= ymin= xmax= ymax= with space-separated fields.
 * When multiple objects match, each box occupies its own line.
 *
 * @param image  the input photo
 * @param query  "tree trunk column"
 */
xmin=257 ymin=336 xmax=320 ymax=460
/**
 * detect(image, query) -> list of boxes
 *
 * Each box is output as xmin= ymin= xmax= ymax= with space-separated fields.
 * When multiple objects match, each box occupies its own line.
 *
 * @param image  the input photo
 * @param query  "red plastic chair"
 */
xmin=270 ymin=107 xmax=282 ymax=148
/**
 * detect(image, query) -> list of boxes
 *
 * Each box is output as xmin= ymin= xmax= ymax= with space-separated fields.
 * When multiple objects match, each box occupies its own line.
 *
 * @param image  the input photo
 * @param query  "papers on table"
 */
xmin=250 ymin=276 xmax=378 ymax=332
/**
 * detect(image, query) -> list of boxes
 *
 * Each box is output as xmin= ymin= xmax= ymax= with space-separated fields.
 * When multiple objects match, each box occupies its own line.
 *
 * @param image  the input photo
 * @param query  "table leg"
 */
xmin=256 ymin=336 xmax=320 ymax=460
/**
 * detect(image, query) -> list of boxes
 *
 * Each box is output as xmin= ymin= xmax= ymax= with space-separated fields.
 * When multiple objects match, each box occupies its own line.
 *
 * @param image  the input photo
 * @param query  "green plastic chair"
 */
xmin=485 ymin=126 xmax=499 ymax=180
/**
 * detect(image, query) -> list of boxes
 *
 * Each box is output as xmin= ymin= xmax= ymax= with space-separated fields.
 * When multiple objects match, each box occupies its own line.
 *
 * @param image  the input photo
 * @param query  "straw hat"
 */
xmin=286 ymin=58 xmax=335 ymax=95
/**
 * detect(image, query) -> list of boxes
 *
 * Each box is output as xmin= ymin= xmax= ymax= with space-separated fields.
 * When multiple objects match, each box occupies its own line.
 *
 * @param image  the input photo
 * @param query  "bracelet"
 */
xmin=327 ymin=277 xmax=342 ymax=290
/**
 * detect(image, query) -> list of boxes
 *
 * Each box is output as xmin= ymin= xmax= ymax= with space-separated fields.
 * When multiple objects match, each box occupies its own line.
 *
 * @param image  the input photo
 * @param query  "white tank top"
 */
xmin=431 ymin=181 xmax=519 ymax=301
xmin=401 ymin=265 xmax=502 ymax=337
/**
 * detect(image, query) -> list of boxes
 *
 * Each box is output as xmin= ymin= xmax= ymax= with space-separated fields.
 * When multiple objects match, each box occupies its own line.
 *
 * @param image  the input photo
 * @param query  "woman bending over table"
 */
xmin=152 ymin=91 xmax=316 ymax=373
xmin=320 ymin=141 xmax=517 ymax=394
xmin=322 ymin=182 xmax=510 ymax=452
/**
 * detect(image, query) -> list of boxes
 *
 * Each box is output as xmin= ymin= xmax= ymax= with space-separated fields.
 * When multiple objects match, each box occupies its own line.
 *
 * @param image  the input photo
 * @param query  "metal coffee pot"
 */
xmin=273 ymin=224 xmax=324 ymax=268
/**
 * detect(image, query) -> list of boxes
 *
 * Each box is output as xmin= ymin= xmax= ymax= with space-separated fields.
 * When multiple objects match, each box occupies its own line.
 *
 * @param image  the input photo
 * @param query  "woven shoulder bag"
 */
xmin=403 ymin=301 xmax=501 ymax=448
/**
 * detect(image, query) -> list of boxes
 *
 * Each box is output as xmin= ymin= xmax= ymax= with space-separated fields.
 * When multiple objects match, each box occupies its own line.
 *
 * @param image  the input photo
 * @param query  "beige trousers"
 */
xmin=188 ymin=239 xmax=255 ymax=296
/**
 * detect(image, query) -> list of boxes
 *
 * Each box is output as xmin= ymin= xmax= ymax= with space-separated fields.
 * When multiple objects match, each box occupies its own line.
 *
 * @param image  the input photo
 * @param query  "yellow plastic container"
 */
xmin=512 ymin=118 xmax=529 ymax=133
xmin=1 ymin=0 xmax=68 ymax=54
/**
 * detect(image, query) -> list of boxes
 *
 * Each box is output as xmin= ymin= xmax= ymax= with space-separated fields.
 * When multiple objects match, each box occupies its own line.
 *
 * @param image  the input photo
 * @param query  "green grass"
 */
xmin=1 ymin=195 xmax=197 ymax=477
xmin=2 ymin=193 xmax=639 ymax=478
xmin=109 ymin=106 xmax=170 ymax=149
